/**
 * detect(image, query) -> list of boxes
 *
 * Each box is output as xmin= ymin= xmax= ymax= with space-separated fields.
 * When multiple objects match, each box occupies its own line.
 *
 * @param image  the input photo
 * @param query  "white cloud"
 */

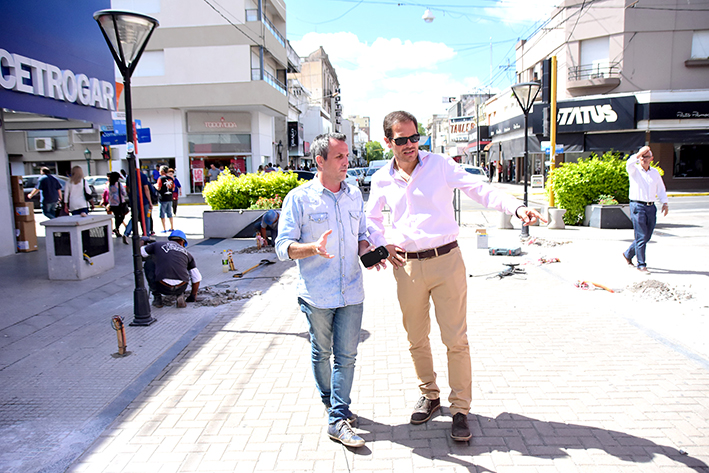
xmin=291 ymin=32 xmax=480 ymax=144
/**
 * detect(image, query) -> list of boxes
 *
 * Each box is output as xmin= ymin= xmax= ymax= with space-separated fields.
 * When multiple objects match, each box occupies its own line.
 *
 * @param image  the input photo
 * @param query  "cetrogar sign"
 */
xmin=0 ymin=1 xmax=113 ymax=124
xmin=0 ymin=49 xmax=114 ymax=111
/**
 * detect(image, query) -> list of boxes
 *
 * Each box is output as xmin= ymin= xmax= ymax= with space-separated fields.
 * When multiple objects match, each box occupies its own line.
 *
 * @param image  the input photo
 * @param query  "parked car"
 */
xmin=361 ymin=167 xmax=378 ymax=192
xmin=85 ymin=176 xmax=109 ymax=204
xmin=346 ymin=169 xmax=360 ymax=187
xmin=350 ymin=167 xmax=367 ymax=186
xmin=460 ymin=165 xmax=490 ymax=182
xmin=291 ymin=170 xmax=316 ymax=181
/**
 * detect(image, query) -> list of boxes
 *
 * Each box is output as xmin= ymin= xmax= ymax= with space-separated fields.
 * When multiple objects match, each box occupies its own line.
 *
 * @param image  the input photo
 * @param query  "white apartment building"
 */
xmin=489 ymin=0 xmax=709 ymax=190
xmin=109 ymin=0 xmax=293 ymax=194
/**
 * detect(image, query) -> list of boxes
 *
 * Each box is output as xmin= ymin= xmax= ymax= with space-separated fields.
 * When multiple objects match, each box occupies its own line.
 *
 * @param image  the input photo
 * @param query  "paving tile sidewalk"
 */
xmin=65 ymin=211 xmax=709 ymax=472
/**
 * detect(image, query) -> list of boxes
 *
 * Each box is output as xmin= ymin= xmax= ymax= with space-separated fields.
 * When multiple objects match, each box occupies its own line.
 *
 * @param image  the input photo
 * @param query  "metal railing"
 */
xmin=252 ymin=68 xmax=286 ymax=95
xmin=244 ymin=9 xmax=285 ymax=47
xmin=568 ymin=62 xmax=621 ymax=81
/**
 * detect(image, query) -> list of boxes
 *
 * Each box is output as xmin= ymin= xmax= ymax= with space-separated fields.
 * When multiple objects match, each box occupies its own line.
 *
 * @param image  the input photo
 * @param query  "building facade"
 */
xmin=491 ymin=0 xmax=709 ymax=190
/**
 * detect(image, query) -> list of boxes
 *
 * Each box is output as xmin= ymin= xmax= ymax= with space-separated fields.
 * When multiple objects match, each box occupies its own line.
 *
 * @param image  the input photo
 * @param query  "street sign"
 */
xmin=101 ymin=128 xmax=151 ymax=145
xmin=540 ymin=141 xmax=564 ymax=155
xmin=101 ymin=132 xmax=127 ymax=145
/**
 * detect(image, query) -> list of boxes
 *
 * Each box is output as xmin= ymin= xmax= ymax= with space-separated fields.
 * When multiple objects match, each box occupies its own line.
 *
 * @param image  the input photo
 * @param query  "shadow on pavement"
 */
xmin=353 ymin=412 xmax=707 ymax=472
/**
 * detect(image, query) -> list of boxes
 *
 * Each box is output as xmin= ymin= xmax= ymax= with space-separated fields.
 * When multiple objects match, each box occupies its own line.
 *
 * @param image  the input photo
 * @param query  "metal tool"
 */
xmin=233 ymin=259 xmax=275 ymax=278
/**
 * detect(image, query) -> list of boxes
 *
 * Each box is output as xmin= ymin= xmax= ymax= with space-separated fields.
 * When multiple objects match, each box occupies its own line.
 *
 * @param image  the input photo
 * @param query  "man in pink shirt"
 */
xmin=366 ymin=111 xmax=544 ymax=442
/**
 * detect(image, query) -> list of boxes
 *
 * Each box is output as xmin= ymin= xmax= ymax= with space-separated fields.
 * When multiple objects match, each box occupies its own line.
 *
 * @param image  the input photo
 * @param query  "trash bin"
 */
xmin=40 ymin=215 xmax=114 ymax=280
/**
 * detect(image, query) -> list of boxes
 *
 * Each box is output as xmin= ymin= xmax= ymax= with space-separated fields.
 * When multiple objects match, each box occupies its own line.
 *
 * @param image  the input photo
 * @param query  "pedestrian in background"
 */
xmin=27 ymin=167 xmax=62 ymax=219
xmin=366 ymin=110 xmax=544 ymax=442
xmin=105 ymin=172 xmax=128 ymax=237
xmin=63 ymin=166 xmax=92 ymax=216
xmin=207 ymin=164 xmax=220 ymax=182
xmin=623 ymin=146 xmax=669 ymax=273
xmin=124 ymin=168 xmax=153 ymax=242
xmin=168 ymin=168 xmax=182 ymax=216
xmin=155 ymin=165 xmax=175 ymax=233
xmin=275 ymin=132 xmax=385 ymax=448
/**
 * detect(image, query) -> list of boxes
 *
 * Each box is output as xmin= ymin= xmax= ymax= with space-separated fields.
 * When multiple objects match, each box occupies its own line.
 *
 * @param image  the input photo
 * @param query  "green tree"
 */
xmin=366 ymin=141 xmax=384 ymax=162
xmin=418 ymin=123 xmax=426 ymax=136
xmin=384 ymin=150 xmax=393 ymax=160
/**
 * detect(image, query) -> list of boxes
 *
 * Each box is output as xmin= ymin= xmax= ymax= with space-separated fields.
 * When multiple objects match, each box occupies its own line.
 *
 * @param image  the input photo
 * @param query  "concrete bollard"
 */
xmin=547 ymin=208 xmax=567 ymax=229
xmin=498 ymin=211 xmax=514 ymax=229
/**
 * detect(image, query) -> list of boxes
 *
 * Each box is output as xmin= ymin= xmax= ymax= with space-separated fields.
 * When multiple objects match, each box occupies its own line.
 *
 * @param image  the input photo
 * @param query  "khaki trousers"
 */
xmin=393 ymin=246 xmax=472 ymax=415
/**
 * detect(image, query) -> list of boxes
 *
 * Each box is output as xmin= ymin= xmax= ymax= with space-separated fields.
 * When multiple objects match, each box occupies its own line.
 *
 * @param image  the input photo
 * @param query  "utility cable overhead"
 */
xmin=202 ymin=0 xmax=264 ymax=46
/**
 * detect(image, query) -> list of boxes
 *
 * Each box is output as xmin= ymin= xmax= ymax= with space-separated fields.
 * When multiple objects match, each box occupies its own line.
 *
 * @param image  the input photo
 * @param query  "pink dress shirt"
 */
xmin=366 ymin=151 xmax=522 ymax=252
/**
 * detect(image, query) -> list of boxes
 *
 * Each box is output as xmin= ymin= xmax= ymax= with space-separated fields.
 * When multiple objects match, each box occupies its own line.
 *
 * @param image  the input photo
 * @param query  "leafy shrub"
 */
xmin=202 ymin=169 xmax=304 ymax=210
xmin=546 ymin=151 xmax=665 ymax=225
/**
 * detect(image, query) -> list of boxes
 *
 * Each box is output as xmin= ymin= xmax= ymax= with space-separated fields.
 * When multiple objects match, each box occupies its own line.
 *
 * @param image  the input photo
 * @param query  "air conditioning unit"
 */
xmin=34 ymin=137 xmax=55 ymax=151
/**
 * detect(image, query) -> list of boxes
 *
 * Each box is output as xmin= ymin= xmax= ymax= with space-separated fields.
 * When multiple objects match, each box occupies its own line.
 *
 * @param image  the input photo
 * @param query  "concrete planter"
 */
xmin=203 ymin=209 xmax=266 ymax=239
xmin=583 ymin=204 xmax=632 ymax=229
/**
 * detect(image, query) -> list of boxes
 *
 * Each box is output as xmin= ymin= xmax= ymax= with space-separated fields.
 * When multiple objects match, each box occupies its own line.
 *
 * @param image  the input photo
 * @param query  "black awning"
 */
xmin=501 ymin=135 xmax=542 ymax=159
xmin=585 ymin=132 xmax=645 ymax=152
xmin=555 ymin=133 xmax=584 ymax=152
xmin=650 ymin=130 xmax=709 ymax=144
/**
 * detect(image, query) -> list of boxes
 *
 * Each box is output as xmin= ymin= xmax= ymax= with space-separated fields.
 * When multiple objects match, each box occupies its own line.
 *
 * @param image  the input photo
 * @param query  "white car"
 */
xmin=460 ymin=165 xmax=490 ymax=182
xmin=346 ymin=169 xmax=360 ymax=187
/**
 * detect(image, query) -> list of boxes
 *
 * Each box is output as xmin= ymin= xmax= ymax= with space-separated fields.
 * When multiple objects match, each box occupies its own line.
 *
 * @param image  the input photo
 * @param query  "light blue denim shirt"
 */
xmin=275 ymin=178 xmax=367 ymax=309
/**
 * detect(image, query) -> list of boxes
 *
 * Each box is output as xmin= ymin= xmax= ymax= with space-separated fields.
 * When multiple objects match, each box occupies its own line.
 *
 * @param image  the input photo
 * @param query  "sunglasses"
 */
xmin=391 ymin=134 xmax=421 ymax=146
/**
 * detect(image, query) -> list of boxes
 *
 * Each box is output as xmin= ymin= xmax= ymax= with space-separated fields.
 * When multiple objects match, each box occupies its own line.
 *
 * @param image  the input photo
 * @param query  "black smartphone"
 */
xmin=360 ymin=246 xmax=389 ymax=268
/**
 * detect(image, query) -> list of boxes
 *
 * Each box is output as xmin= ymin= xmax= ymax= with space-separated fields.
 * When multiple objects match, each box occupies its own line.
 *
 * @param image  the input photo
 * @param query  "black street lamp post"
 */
xmin=94 ymin=10 xmax=159 ymax=326
xmin=511 ymin=81 xmax=541 ymax=238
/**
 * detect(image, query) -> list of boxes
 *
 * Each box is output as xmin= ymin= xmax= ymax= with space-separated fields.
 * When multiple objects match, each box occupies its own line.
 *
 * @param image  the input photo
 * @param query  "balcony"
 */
xmin=567 ymin=62 xmax=621 ymax=96
xmin=251 ymin=68 xmax=286 ymax=96
xmin=245 ymin=9 xmax=285 ymax=48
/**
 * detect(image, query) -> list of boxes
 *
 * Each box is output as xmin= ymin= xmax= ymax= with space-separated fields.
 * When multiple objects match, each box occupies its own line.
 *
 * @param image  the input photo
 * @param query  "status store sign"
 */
xmin=449 ymin=116 xmax=476 ymax=143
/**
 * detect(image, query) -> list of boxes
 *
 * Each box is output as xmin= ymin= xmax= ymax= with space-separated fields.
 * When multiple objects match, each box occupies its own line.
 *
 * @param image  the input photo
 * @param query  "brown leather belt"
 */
xmin=397 ymin=241 xmax=458 ymax=260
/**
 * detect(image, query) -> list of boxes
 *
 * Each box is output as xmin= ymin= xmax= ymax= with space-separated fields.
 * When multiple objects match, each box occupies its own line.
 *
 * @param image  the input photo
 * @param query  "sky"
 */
xmin=287 ymin=0 xmax=559 ymax=144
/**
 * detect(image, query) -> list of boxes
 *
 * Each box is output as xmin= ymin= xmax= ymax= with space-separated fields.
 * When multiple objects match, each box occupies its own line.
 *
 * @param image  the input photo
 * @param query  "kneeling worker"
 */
xmin=141 ymin=230 xmax=202 ymax=308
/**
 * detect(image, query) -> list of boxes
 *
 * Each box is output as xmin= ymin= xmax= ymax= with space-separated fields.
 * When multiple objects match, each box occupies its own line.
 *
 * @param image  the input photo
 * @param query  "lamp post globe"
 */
xmin=94 ymin=10 xmax=159 ymax=326
xmin=511 ymin=81 xmax=541 ymax=238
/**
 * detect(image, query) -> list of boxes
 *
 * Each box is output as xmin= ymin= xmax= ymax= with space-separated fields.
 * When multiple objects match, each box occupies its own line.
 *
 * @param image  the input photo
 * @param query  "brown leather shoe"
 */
xmin=451 ymin=413 xmax=472 ymax=441
xmin=622 ymin=253 xmax=633 ymax=266
xmin=410 ymin=396 xmax=440 ymax=425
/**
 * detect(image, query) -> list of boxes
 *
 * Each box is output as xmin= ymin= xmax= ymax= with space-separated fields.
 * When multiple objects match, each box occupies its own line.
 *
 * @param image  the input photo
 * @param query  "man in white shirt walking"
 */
xmin=622 ymin=146 xmax=669 ymax=273
xmin=366 ymin=110 xmax=544 ymax=442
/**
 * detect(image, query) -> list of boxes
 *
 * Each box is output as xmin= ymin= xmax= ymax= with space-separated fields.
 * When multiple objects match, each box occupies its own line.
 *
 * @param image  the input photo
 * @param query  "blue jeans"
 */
xmin=41 ymin=201 xmax=57 ymax=219
xmin=125 ymin=204 xmax=152 ymax=236
xmin=298 ymin=298 xmax=363 ymax=424
xmin=624 ymin=202 xmax=657 ymax=268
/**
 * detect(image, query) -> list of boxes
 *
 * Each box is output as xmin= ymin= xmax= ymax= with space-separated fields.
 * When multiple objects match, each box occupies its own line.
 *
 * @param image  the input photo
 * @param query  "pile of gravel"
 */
xmin=237 ymin=245 xmax=275 ymax=254
xmin=194 ymin=286 xmax=262 ymax=306
xmin=625 ymin=279 xmax=693 ymax=302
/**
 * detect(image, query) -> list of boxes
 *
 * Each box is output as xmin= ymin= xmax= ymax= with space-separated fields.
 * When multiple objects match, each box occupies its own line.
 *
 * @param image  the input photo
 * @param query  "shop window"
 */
xmin=674 ymin=144 xmax=709 ymax=178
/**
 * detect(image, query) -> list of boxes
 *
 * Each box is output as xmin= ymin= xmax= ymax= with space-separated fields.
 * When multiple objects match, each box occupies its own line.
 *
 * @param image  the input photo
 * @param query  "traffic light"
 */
xmin=101 ymin=145 xmax=111 ymax=160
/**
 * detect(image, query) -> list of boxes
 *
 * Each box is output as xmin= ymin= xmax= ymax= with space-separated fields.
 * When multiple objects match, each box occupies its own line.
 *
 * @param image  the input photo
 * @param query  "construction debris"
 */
xmin=526 ymin=237 xmax=572 ymax=247
xmin=625 ymin=280 xmax=693 ymax=302
xmin=237 ymin=245 xmax=275 ymax=255
xmin=575 ymin=280 xmax=614 ymax=293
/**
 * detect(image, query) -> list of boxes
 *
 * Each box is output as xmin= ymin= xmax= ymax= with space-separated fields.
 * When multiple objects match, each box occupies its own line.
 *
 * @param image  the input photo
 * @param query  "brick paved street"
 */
xmin=2 ymin=197 xmax=708 ymax=473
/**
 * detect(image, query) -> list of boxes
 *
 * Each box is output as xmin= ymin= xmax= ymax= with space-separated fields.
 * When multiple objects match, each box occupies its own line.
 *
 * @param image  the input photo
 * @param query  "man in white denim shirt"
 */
xmin=366 ymin=111 xmax=544 ymax=442
xmin=275 ymin=133 xmax=385 ymax=448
